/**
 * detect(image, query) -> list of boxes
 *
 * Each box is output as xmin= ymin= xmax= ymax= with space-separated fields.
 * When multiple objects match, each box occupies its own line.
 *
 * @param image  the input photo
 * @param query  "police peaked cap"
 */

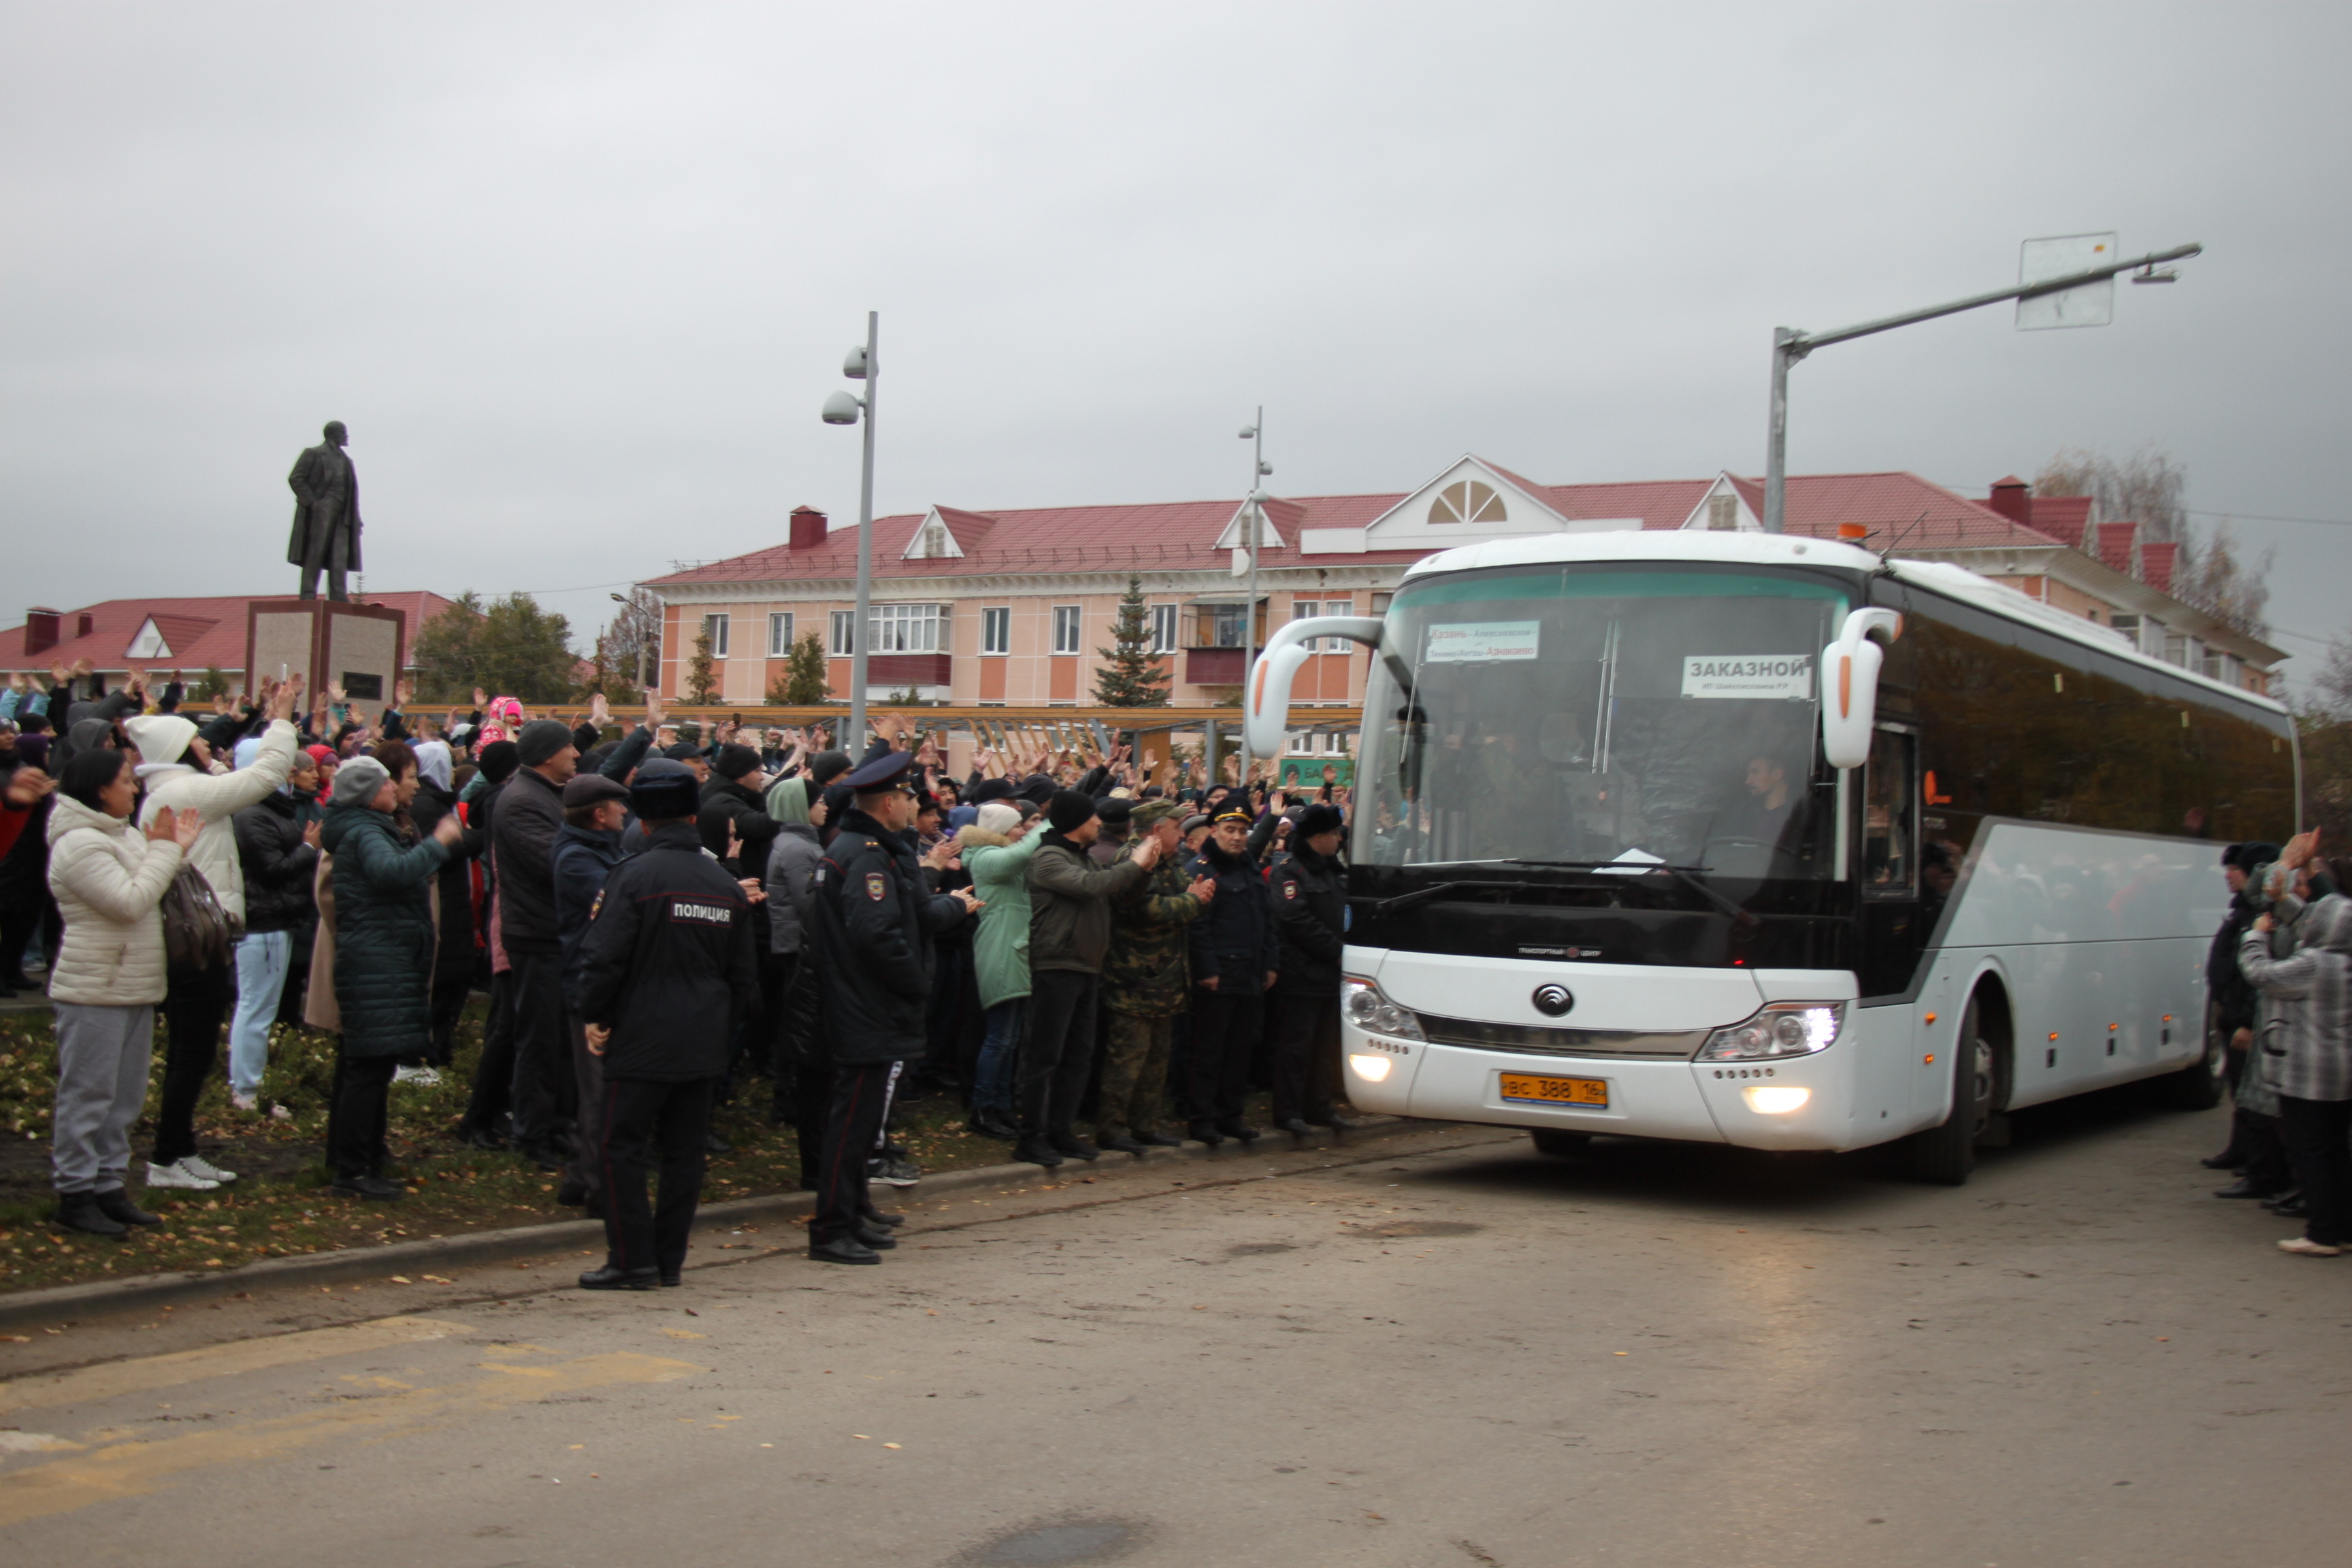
xmin=630 ymin=758 xmax=701 ymax=820
xmin=843 ymin=749 xmax=917 ymax=791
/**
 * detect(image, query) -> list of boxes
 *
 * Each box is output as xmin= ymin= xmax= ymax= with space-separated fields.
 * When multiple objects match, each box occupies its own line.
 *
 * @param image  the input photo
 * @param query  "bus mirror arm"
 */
xmin=1820 ymin=608 xmax=1903 ymax=770
xmin=1243 ymin=616 xmax=1386 ymax=759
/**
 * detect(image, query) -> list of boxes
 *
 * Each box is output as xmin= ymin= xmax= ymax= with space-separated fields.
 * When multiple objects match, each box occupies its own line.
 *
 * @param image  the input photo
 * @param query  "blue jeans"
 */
xmin=228 ymin=930 xmax=293 ymax=1097
xmin=974 ymin=998 xmax=1024 ymax=1116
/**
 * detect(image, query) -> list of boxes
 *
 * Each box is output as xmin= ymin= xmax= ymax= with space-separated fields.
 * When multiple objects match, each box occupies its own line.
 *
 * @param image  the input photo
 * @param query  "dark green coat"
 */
xmin=1102 ymin=852 xmax=1207 ymax=1017
xmin=321 ymin=804 xmax=450 ymax=1060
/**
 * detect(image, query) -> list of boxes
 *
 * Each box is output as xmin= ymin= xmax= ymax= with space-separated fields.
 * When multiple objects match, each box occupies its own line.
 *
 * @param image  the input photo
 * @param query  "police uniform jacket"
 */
xmin=1269 ymin=843 xmax=1346 ymax=996
xmin=804 ymin=808 xmax=966 ymax=1066
xmin=1188 ymin=840 xmax=1279 ymax=986
xmin=570 ymin=820 xmax=758 ymax=1081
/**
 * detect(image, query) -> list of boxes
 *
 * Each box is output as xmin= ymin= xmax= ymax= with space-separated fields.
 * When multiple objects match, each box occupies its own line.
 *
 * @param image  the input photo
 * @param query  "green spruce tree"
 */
xmin=1092 ymin=575 xmax=1171 ymax=707
xmin=768 ymin=630 xmax=830 ymax=705
xmin=685 ymin=623 xmax=719 ymax=704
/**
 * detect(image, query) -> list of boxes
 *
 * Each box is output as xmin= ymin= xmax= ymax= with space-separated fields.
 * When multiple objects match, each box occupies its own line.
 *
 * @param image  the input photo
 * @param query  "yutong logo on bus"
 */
xmin=1531 ymin=984 xmax=1575 ymax=1017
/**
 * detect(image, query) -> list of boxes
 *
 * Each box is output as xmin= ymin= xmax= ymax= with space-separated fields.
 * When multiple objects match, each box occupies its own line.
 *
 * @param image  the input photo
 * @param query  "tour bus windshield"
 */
xmin=1354 ymin=563 xmax=1852 ymax=879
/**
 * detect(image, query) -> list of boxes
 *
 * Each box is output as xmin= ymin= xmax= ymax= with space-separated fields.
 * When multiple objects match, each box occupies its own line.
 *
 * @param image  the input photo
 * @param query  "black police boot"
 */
xmin=2212 ymin=1177 xmax=2275 ymax=1199
xmin=1100 ymin=1133 xmax=1150 ymax=1156
xmin=860 ymin=1206 xmax=904 ymax=1228
xmin=332 ymin=1174 xmax=406 ymax=1200
xmin=1134 ymin=1128 xmax=1183 ymax=1148
xmin=659 ymin=1269 xmax=683 ymax=1287
xmin=853 ymin=1226 xmax=899 ymax=1250
xmin=53 ymin=1192 xmax=129 ymax=1238
xmin=94 ymin=1189 xmax=163 ymax=1227
xmin=969 ymin=1108 xmax=1019 ymax=1140
xmin=1277 ymin=1117 xmax=1315 ymax=1137
xmin=1187 ymin=1120 xmax=1225 ymax=1148
xmin=578 ymin=1264 xmax=659 ymax=1290
xmin=1049 ymin=1132 xmax=1100 ymax=1161
xmin=461 ymin=1124 xmax=508 ymax=1152
xmin=1215 ymin=1117 xmax=1260 ymax=1143
xmin=808 ymin=1236 xmax=882 ymax=1265
xmin=1013 ymin=1135 xmax=1065 ymax=1168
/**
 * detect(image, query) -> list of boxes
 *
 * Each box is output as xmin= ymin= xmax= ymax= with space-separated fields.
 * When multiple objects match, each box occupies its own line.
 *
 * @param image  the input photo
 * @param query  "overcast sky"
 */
xmin=5 ymin=3 xmax=2347 ymax=678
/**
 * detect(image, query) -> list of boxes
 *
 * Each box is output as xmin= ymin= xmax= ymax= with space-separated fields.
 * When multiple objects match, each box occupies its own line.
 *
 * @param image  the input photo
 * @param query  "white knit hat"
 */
xmin=120 ymin=714 xmax=198 ymax=771
xmin=973 ymin=801 xmax=1022 ymax=836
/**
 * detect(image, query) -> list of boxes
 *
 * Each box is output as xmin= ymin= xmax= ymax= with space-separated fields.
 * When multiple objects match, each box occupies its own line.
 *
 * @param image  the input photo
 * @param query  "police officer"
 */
xmin=1268 ymin=802 xmax=1355 ymax=1135
xmin=803 ymin=749 xmax=977 ymax=1264
xmin=570 ymin=760 xmax=760 ymax=1290
xmin=1186 ymin=806 xmax=1279 ymax=1145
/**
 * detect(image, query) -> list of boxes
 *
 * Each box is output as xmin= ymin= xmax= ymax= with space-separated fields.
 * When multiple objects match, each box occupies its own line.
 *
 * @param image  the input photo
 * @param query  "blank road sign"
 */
xmin=2017 ymin=232 xmax=2117 ymax=330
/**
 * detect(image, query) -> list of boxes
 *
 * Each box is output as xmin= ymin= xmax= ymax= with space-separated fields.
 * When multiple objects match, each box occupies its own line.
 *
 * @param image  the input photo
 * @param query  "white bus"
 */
xmin=1244 ymin=530 xmax=2299 ymax=1182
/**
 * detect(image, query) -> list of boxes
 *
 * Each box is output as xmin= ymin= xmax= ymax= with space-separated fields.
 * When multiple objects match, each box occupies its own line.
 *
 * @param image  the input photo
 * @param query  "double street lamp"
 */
xmin=821 ymin=312 xmax=881 ymax=747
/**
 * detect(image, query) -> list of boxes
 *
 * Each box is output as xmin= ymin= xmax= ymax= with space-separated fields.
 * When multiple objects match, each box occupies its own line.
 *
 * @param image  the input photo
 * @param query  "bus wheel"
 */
xmin=1531 ymin=1130 xmax=1594 ymax=1158
xmin=2154 ymin=1004 xmax=2229 ymax=1111
xmin=1904 ymin=994 xmax=1998 ymax=1186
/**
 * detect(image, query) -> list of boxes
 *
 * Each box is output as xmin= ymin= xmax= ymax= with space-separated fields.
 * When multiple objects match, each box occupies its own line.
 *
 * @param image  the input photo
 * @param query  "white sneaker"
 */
xmin=146 ymin=1158 xmax=220 ymax=1191
xmin=393 ymin=1065 xmax=442 ymax=1088
xmin=180 ymin=1154 xmax=239 ymax=1186
xmin=230 ymin=1091 xmax=259 ymax=1113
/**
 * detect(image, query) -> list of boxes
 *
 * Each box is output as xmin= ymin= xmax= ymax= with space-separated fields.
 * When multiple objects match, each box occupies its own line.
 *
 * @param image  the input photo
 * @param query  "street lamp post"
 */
xmin=1761 ymin=242 xmax=2202 ymax=533
xmin=1236 ymin=409 xmax=1271 ymax=781
xmin=822 ymin=312 xmax=881 ymax=750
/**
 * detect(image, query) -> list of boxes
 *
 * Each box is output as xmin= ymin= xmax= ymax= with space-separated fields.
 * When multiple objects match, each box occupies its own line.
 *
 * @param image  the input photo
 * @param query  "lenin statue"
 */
xmin=287 ymin=421 xmax=363 ymax=601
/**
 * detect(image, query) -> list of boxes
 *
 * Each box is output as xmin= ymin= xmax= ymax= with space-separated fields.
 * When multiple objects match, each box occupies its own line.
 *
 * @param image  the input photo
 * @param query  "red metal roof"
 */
xmin=2096 ymin=521 xmax=2140 ymax=577
xmin=2139 ymin=540 xmax=2178 ymax=595
xmin=1 ymin=591 xmax=465 ymax=674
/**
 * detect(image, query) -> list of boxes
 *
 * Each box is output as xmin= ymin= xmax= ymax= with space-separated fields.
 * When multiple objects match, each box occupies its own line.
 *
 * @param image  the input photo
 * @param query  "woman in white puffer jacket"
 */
xmin=45 ymin=745 xmax=201 ymax=1237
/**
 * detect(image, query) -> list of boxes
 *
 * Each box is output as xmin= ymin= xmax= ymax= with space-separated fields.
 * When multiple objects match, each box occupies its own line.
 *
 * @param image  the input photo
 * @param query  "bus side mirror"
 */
xmin=1820 ymin=608 xmax=1902 ymax=770
xmin=1243 ymin=616 xmax=1385 ymax=760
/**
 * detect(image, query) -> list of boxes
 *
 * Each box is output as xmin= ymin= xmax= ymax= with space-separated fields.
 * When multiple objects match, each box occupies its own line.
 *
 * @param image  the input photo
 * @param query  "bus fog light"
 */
xmin=1348 ymin=1053 xmax=1394 ymax=1083
xmin=1697 ymin=1002 xmax=1845 ymax=1062
xmin=1742 ymin=1085 xmax=1812 ymax=1114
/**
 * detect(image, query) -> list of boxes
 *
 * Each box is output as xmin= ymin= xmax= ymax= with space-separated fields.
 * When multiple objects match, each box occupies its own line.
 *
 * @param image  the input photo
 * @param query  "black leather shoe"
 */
xmin=461 ymin=1126 xmax=508 ymax=1152
xmin=704 ymin=1130 xmax=734 ymax=1155
xmin=52 ymin=1195 xmax=128 ymax=1238
xmin=1216 ymin=1118 xmax=1260 ymax=1143
xmin=808 ymin=1237 xmax=881 ymax=1265
xmin=1314 ymin=1111 xmax=1371 ymax=1131
xmin=578 ymin=1264 xmax=659 ymax=1290
xmin=2264 ymin=1192 xmax=2308 ymax=1216
xmin=860 ymin=1207 xmax=904 ymax=1228
xmin=969 ymin=1109 xmax=1019 ymax=1140
xmin=2200 ymin=1151 xmax=2249 ymax=1170
xmin=332 ymin=1175 xmax=406 ymax=1200
xmin=94 ymin=1190 xmax=162 ymax=1226
xmin=1134 ymin=1130 xmax=1183 ymax=1147
xmin=1277 ymin=1117 xmax=1315 ymax=1137
xmin=2212 ymin=1179 xmax=2274 ymax=1199
xmin=555 ymin=1178 xmax=587 ymax=1207
xmin=1188 ymin=1120 xmax=1225 ymax=1147
xmin=1013 ymin=1136 xmax=1066 ymax=1168
xmin=1049 ymin=1133 xmax=1100 ymax=1161
xmin=854 ymin=1227 xmax=899 ymax=1250
xmin=1100 ymin=1134 xmax=1149 ymax=1156
xmin=521 ymin=1145 xmax=565 ymax=1173
xmin=659 ymin=1271 xmax=683 ymax=1287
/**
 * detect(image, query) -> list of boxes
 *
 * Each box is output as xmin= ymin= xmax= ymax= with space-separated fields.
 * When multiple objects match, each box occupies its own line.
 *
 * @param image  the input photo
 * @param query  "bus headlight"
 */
xmin=1341 ymin=976 xmax=1427 ymax=1043
xmin=1696 ymin=1002 xmax=1844 ymax=1062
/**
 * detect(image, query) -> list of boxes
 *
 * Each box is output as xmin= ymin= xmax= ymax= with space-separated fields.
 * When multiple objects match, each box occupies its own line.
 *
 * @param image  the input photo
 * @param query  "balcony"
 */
xmin=1183 ymin=647 xmax=1245 ymax=685
xmin=868 ymin=653 xmax=951 ymax=687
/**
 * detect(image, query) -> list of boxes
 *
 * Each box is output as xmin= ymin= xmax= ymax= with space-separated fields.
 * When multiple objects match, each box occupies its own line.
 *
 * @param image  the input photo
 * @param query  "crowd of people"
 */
xmin=2198 ymin=831 xmax=2351 ymax=1258
xmin=0 ymin=663 xmax=1361 ymax=1284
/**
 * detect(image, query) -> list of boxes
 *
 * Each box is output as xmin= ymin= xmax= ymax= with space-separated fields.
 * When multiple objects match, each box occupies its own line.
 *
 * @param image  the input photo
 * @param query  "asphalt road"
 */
xmin=1 ymin=1090 xmax=2341 ymax=1568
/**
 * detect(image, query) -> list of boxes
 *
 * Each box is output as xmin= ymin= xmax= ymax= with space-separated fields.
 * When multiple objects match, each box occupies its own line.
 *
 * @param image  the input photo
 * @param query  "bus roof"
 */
xmin=1402 ymin=528 xmax=2289 ymax=717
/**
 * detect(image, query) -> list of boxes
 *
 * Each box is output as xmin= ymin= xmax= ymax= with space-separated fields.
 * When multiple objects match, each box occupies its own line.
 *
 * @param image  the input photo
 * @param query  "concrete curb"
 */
xmin=0 ymin=1117 xmax=1441 ymax=1332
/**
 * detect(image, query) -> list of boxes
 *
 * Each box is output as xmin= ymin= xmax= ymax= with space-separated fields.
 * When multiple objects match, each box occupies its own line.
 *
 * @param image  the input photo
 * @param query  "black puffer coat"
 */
xmin=232 ymin=789 xmax=318 ymax=937
xmin=409 ymin=780 xmax=481 ymax=985
xmin=804 ymin=809 xmax=966 ymax=1066
xmin=321 ymin=804 xmax=451 ymax=1059
xmin=1269 ymin=843 xmax=1345 ymax=995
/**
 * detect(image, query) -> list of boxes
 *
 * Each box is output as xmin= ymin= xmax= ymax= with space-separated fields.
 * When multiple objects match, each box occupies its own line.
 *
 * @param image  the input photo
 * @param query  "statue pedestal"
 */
xmin=244 ymin=599 xmax=408 ymax=723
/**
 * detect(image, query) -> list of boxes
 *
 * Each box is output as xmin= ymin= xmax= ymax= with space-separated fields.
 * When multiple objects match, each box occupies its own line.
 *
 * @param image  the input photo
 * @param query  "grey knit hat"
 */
xmin=332 ymin=755 xmax=391 ymax=808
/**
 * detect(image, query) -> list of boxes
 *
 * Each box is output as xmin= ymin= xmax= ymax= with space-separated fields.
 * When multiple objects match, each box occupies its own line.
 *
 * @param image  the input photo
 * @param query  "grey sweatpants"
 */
xmin=52 ymin=1002 xmax=154 ymax=1194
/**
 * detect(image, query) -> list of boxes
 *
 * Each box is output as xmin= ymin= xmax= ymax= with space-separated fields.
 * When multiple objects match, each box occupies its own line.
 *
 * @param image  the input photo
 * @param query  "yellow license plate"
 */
xmin=1499 ymin=1073 xmax=1608 ymax=1108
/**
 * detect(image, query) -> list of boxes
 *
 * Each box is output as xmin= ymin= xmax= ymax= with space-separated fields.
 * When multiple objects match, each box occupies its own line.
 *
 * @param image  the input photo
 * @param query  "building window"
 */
xmin=982 ymin=606 xmax=1011 ymax=655
xmin=830 ymin=610 xmax=857 ymax=656
xmin=1428 ymin=479 xmax=1506 ymax=525
xmin=1148 ymin=603 xmax=1178 ymax=655
xmin=1708 ymin=494 xmax=1737 ymax=531
xmin=872 ymin=603 xmax=944 ymax=653
xmin=767 ymin=612 xmax=795 ymax=657
xmin=1052 ymin=605 xmax=1082 ymax=655
xmin=2161 ymin=633 xmax=2189 ymax=668
xmin=1371 ymin=591 xmax=1393 ymax=615
xmin=701 ymin=614 xmax=730 ymax=658
xmin=2107 ymin=613 xmax=2140 ymax=652
xmin=911 ymin=518 xmax=952 ymax=557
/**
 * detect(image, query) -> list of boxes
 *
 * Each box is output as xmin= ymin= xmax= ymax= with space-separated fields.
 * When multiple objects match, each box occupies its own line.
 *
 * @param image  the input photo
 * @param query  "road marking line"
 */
xmin=0 ymin=1317 xmax=472 ymax=1417
xmin=0 ymin=1351 xmax=701 ymax=1527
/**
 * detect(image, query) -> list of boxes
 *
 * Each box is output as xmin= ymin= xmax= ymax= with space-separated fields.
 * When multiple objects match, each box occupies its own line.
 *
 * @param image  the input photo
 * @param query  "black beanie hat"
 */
xmin=716 ymin=743 xmax=763 ymax=782
xmin=517 ymin=718 xmax=574 ymax=767
xmin=969 ymin=777 xmax=1015 ymax=805
xmin=477 ymin=740 xmax=521 ymax=785
xmin=1019 ymin=775 xmax=1057 ymax=806
xmin=1047 ymin=788 xmax=1098 ymax=834
xmin=1295 ymin=802 xmax=1345 ymax=840
xmin=808 ymin=749 xmax=854 ymax=786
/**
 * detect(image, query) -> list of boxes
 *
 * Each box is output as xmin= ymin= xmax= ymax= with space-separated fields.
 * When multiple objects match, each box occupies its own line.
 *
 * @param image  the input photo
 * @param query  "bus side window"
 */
xmin=1864 ymin=727 xmax=1916 ymax=894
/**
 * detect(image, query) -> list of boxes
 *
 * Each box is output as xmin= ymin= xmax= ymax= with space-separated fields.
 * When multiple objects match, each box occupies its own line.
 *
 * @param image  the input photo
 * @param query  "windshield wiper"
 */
xmin=1505 ymin=858 xmax=1757 ymax=926
xmin=1359 ymin=879 xmax=1535 ymax=916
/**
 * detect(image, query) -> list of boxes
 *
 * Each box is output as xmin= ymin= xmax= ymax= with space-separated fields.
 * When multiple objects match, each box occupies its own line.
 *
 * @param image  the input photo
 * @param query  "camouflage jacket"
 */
xmin=1101 ymin=851 xmax=1208 ymax=1016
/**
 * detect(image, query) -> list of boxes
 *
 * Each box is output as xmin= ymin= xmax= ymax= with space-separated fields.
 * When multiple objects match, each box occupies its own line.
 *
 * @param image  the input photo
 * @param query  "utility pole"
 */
xmin=1237 ymin=408 xmax=1269 ymax=781
xmin=1762 ymin=242 xmax=2202 ymax=533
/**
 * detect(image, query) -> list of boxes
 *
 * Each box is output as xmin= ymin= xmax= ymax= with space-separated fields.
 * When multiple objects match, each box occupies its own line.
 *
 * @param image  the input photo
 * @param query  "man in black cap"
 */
xmin=1268 ymin=802 xmax=1356 ymax=1135
xmin=1186 ymin=806 xmax=1279 ymax=1145
xmin=495 ymin=717 xmax=581 ymax=1170
xmin=551 ymin=772 xmax=634 ymax=1212
xmin=571 ymin=760 xmax=760 ymax=1289
xmin=802 ymin=749 xmax=977 ymax=1262
xmin=1018 ymin=788 xmax=1160 ymax=1166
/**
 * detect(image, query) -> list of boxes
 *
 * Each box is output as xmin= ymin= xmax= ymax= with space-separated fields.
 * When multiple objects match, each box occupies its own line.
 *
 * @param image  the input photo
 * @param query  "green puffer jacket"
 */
xmin=960 ymin=826 xmax=1042 ymax=1009
xmin=321 ymin=804 xmax=451 ymax=1060
xmin=1102 ymin=853 xmax=1207 ymax=1017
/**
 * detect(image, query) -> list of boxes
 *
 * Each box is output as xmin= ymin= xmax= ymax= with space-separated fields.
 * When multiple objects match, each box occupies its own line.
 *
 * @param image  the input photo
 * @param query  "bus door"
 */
xmin=1859 ymin=723 xmax=1923 ymax=1000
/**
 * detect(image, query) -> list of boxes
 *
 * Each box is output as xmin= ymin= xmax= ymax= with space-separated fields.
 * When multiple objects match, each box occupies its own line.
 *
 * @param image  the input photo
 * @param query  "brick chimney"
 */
xmin=23 ymin=608 xmax=60 ymax=658
xmin=789 ymin=505 xmax=828 ymax=551
xmin=1987 ymin=476 xmax=2031 ymax=523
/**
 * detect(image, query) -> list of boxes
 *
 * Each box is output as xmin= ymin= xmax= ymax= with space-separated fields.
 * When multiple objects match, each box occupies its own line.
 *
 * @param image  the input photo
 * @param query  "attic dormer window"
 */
xmin=1708 ymin=494 xmax=1737 ymax=531
xmin=1428 ymin=480 xmax=1505 ymax=525
xmin=913 ymin=521 xmax=949 ymax=557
